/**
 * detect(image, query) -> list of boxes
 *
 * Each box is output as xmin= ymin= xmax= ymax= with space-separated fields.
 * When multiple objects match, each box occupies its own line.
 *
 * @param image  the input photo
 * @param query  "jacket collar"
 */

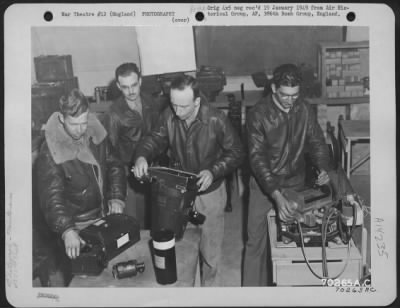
xmin=268 ymin=93 xmax=302 ymax=115
xmin=44 ymin=111 xmax=107 ymax=165
xmin=116 ymin=93 xmax=152 ymax=113
xmin=195 ymin=98 xmax=210 ymax=124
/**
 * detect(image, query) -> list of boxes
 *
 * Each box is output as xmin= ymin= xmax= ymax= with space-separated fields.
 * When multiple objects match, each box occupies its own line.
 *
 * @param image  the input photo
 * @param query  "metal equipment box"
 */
xmin=268 ymin=210 xmax=362 ymax=286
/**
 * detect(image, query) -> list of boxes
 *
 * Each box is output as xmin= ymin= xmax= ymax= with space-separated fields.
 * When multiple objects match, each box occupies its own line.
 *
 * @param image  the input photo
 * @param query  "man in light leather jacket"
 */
xmin=36 ymin=89 xmax=126 ymax=260
xmin=243 ymin=64 xmax=332 ymax=286
xmin=132 ymin=75 xmax=244 ymax=286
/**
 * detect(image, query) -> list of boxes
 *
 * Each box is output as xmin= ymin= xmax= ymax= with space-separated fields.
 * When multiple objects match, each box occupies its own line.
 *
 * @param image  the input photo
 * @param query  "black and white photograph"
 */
xmin=4 ymin=3 xmax=396 ymax=307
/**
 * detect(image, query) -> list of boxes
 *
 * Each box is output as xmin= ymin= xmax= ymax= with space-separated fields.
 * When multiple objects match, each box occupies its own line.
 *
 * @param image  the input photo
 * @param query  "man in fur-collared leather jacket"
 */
xmin=36 ymin=89 xmax=126 ymax=260
xmin=243 ymin=64 xmax=333 ymax=286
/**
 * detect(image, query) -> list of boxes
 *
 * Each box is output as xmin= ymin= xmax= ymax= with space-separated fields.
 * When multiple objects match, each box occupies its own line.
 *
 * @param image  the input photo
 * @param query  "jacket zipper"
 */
xmin=286 ymin=112 xmax=293 ymax=174
xmin=91 ymin=164 xmax=104 ymax=216
xmin=184 ymin=119 xmax=198 ymax=172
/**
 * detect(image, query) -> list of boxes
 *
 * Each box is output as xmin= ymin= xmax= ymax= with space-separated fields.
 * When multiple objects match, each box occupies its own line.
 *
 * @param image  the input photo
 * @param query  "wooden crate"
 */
xmin=268 ymin=210 xmax=362 ymax=286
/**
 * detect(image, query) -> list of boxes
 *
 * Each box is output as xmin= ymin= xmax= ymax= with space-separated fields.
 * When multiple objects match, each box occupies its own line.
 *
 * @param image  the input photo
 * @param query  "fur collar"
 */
xmin=44 ymin=112 xmax=107 ymax=165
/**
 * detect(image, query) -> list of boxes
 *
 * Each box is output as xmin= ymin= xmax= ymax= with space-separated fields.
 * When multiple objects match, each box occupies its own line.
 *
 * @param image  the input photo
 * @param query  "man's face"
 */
xmin=117 ymin=72 xmax=141 ymax=103
xmin=61 ymin=111 xmax=89 ymax=140
xmin=170 ymin=87 xmax=200 ymax=121
xmin=273 ymin=85 xmax=300 ymax=110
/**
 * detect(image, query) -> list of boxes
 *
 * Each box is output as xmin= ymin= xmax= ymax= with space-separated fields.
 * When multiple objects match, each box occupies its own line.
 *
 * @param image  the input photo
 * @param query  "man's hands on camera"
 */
xmin=197 ymin=170 xmax=214 ymax=192
xmin=315 ymin=169 xmax=330 ymax=186
xmin=271 ymin=190 xmax=298 ymax=223
xmin=131 ymin=157 xmax=148 ymax=180
xmin=63 ymin=229 xmax=85 ymax=259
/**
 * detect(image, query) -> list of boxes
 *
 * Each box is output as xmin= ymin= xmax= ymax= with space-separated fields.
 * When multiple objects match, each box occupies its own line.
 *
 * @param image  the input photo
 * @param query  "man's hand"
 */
xmin=315 ymin=169 xmax=330 ymax=186
xmin=131 ymin=157 xmax=148 ymax=179
xmin=63 ymin=229 xmax=85 ymax=259
xmin=271 ymin=190 xmax=298 ymax=222
xmin=108 ymin=199 xmax=125 ymax=214
xmin=197 ymin=170 xmax=214 ymax=192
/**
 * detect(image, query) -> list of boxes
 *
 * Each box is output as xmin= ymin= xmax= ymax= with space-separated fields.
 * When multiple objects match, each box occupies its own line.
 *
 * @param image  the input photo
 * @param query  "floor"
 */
xmin=220 ymin=179 xmax=245 ymax=286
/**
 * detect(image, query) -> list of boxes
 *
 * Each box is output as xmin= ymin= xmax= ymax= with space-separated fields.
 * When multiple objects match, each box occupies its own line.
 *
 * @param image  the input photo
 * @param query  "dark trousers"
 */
xmin=242 ymin=177 xmax=274 ymax=286
xmin=126 ymin=171 xmax=151 ymax=229
xmin=243 ymin=173 xmax=305 ymax=286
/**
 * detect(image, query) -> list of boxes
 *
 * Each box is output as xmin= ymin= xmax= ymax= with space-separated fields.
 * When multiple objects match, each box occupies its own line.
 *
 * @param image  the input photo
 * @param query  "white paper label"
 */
xmin=93 ymin=219 xmax=105 ymax=226
xmin=154 ymin=255 xmax=166 ymax=269
xmin=153 ymin=238 xmax=175 ymax=250
xmin=117 ymin=233 xmax=130 ymax=248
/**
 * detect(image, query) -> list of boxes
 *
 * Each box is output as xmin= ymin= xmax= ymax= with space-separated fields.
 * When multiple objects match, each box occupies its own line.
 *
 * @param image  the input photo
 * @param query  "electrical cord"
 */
xmin=297 ymin=215 xmax=352 ymax=280
xmin=339 ymin=199 xmax=358 ymax=244
xmin=322 ymin=207 xmax=339 ymax=277
xmin=321 ymin=207 xmax=332 ymax=277
xmin=321 ymin=207 xmax=336 ymax=277
xmin=295 ymin=169 xmax=357 ymax=280
xmin=323 ymin=207 xmax=349 ymax=278
xmin=297 ymin=219 xmax=325 ymax=279
xmin=348 ymin=199 xmax=358 ymax=239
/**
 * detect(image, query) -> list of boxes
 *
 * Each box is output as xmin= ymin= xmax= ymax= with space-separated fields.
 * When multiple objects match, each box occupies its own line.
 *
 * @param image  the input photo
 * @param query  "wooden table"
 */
xmin=338 ymin=120 xmax=370 ymax=178
xmin=69 ymin=228 xmax=200 ymax=287
xmin=308 ymin=96 xmax=369 ymax=120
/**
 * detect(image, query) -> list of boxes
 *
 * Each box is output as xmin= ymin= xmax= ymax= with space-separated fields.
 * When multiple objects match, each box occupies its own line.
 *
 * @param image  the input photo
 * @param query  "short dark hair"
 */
xmin=59 ymin=89 xmax=89 ymax=117
xmin=272 ymin=64 xmax=302 ymax=88
xmin=115 ymin=62 xmax=141 ymax=82
xmin=170 ymin=75 xmax=201 ymax=99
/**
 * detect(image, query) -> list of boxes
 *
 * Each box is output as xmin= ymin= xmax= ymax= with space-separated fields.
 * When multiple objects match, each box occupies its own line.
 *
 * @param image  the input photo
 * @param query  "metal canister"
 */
xmin=152 ymin=229 xmax=177 ymax=285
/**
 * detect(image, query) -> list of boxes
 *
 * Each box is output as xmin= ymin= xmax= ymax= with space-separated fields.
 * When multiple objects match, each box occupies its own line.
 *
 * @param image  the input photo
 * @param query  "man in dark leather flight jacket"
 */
xmin=36 ymin=89 xmax=126 ymax=260
xmin=103 ymin=63 xmax=164 ymax=228
xmin=243 ymin=64 xmax=332 ymax=286
xmin=132 ymin=75 xmax=244 ymax=286
xmin=104 ymin=63 xmax=162 ymax=166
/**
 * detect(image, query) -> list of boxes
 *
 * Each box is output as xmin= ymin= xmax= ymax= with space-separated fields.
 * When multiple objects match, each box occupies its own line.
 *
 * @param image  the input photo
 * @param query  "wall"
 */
xmin=31 ymin=27 xmax=140 ymax=96
xmin=347 ymin=27 xmax=370 ymax=175
xmin=346 ymin=27 xmax=369 ymax=41
xmin=346 ymin=26 xmax=370 ymax=121
xmin=194 ymin=26 xmax=343 ymax=76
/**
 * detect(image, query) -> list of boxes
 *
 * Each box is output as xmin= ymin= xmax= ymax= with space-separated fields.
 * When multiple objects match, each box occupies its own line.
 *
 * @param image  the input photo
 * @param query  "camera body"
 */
xmin=71 ymin=214 xmax=140 ymax=276
xmin=148 ymin=167 xmax=206 ymax=240
xmin=71 ymin=244 xmax=108 ymax=276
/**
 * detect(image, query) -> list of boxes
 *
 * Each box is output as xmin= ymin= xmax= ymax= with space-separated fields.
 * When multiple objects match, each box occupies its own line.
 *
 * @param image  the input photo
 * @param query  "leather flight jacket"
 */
xmin=36 ymin=136 xmax=126 ymax=235
xmin=104 ymin=93 xmax=163 ymax=166
xmin=246 ymin=94 xmax=332 ymax=195
xmin=135 ymin=100 xmax=245 ymax=194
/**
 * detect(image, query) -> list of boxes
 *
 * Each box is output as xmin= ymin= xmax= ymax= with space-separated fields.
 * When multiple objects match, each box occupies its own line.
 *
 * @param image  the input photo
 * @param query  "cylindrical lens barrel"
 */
xmin=112 ymin=260 xmax=145 ymax=279
xmin=152 ymin=229 xmax=177 ymax=284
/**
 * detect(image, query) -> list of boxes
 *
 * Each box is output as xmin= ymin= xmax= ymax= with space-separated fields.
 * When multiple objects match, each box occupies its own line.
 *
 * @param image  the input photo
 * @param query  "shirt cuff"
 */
xmin=61 ymin=227 xmax=77 ymax=241
xmin=108 ymin=199 xmax=126 ymax=209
